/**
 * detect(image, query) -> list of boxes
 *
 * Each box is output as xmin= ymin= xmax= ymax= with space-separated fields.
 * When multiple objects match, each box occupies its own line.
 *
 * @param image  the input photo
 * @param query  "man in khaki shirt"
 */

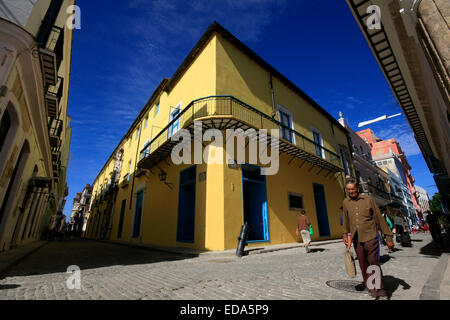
xmin=342 ymin=180 xmax=394 ymax=299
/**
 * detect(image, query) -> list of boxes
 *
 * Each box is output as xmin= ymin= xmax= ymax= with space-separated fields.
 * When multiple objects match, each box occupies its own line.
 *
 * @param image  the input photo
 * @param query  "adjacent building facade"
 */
xmin=387 ymin=167 xmax=416 ymax=226
xmin=338 ymin=112 xmax=391 ymax=208
xmin=71 ymin=184 xmax=92 ymax=235
xmin=358 ymin=128 xmax=422 ymax=213
xmin=346 ymin=0 xmax=450 ymax=211
xmin=415 ymin=185 xmax=430 ymax=212
xmin=0 ymin=0 xmax=74 ymax=251
xmin=85 ymin=22 xmax=352 ymax=251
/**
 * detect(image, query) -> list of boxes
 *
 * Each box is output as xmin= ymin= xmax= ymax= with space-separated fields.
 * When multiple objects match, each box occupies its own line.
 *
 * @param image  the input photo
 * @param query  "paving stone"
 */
xmin=0 ymin=233 xmax=447 ymax=300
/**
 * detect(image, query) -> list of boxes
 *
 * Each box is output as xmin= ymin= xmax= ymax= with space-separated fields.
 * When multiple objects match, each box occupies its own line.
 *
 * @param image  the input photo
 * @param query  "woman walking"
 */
xmin=296 ymin=209 xmax=312 ymax=253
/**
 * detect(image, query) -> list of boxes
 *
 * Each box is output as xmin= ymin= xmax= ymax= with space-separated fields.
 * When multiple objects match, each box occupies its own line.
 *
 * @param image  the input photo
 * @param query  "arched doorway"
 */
xmin=0 ymin=140 xmax=30 ymax=248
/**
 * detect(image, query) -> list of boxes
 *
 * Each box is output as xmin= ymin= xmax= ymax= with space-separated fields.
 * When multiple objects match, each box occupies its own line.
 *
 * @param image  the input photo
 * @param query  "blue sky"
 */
xmin=65 ymin=0 xmax=438 ymax=217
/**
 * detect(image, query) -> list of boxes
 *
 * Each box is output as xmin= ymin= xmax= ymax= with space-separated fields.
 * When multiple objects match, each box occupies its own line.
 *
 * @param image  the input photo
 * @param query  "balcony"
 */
xmin=45 ymin=77 xmax=64 ymax=118
xmin=38 ymin=23 xmax=64 ymax=88
xmin=120 ymin=174 xmax=130 ymax=188
xmin=138 ymin=96 xmax=343 ymax=173
xmin=391 ymin=192 xmax=403 ymax=204
xmin=52 ymin=159 xmax=60 ymax=173
xmin=361 ymin=182 xmax=391 ymax=201
xmin=50 ymin=138 xmax=62 ymax=158
xmin=135 ymin=168 xmax=146 ymax=177
xmin=48 ymin=117 xmax=63 ymax=148
xmin=53 ymin=167 xmax=59 ymax=179
xmin=52 ymin=149 xmax=61 ymax=163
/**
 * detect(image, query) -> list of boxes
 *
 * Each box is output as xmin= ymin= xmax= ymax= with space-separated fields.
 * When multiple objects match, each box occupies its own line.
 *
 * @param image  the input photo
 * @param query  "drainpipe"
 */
xmin=270 ymin=73 xmax=276 ymax=118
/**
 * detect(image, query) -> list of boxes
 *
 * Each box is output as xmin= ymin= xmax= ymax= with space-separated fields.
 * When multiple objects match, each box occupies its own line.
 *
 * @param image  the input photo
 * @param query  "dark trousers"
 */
xmin=353 ymin=233 xmax=388 ymax=298
xmin=430 ymin=226 xmax=443 ymax=246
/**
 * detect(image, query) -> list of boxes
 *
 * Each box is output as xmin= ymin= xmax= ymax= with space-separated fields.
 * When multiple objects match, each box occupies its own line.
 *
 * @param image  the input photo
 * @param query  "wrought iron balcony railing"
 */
xmin=120 ymin=174 xmax=130 ymax=188
xmin=361 ymin=181 xmax=391 ymax=200
xmin=138 ymin=96 xmax=342 ymax=173
xmin=391 ymin=192 xmax=403 ymax=203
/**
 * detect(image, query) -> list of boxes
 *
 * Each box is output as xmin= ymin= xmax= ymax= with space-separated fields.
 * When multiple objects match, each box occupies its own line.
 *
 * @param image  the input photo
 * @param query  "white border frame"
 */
xmin=130 ymin=182 xmax=146 ymax=242
xmin=168 ymin=101 xmax=182 ymax=138
xmin=310 ymin=125 xmax=325 ymax=159
xmin=277 ymin=104 xmax=296 ymax=145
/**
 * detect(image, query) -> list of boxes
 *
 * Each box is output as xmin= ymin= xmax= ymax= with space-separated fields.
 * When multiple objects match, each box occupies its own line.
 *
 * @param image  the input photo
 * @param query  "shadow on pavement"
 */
xmin=384 ymin=275 xmax=411 ymax=299
xmin=419 ymin=234 xmax=450 ymax=257
xmin=0 ymin=284 xmax=21 ymax=290
xmin=380 ymin=254 xmax=394 ymax=265
xmin=345 ymin=275 xmax=410 ymax=298
xmin=0 ymin=239 xmax=199 ymax=279
xmin=309 ymin=248 xmax=326 ymax=253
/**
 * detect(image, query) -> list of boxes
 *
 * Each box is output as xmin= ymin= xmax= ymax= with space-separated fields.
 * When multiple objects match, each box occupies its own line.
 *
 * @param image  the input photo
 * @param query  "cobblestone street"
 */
xmin=0 ymin=232 xmax=448 ymax=300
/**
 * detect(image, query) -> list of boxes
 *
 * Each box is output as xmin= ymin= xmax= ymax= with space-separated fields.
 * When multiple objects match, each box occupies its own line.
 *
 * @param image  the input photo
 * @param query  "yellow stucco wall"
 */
xmin=88 ymin=35 xmax=221 ymax=249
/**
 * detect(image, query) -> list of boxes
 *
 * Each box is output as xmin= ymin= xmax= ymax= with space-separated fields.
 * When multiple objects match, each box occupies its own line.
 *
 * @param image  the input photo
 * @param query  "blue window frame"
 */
xmin=168 ymin=104 xmax=181 ymax=138
xmin=132 ymin=191 xmax=144 ymax=238
xmin=117 ymin=199 xmax=126 ymax=239
xmin=312 ymin=129 xmax=324 ymax=158
xmin=279 ymin=109 xmax=293 ymax=143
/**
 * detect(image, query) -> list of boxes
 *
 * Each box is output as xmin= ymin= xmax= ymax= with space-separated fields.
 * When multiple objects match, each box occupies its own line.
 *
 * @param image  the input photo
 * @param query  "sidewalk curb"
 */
xmin=247 ymin=239 xmax=343 ymax=255
xmin=85 ymin=237 xmax=343 ymax=257
xmin=0 ymin=241 xmax=48 ymax=278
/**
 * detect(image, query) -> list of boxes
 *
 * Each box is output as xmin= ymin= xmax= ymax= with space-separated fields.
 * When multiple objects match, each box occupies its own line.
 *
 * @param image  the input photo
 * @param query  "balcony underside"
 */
xmin=49 ymin=135 xmax=61 ymax=149
xmin=347 ymin=0 xmax=434 ymax=160
xmin=52 ymin=151 xmax=61 ymax=162
xmin=39 ymin=48 xmax=57 ymax=87
xmin=138 ymin=116 xmax=343 ymax=174
xmin=45 ymin=93 xmax=58 ymax=118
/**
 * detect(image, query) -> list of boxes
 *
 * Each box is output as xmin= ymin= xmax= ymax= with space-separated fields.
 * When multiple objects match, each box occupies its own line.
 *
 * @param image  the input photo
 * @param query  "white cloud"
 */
xmin=376 ymin=123 xmax=421 ymax=157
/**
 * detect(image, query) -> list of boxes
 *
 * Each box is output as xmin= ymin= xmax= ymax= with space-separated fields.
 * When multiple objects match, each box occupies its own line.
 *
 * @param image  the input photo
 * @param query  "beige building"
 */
xmin=71 ymin=184 xmax=92 ymax=234
xmin=415 ymin=185 xmax=430 ymax=212
xmin=346 ymin=0 xmax=450 ymax=211
xmin=338 ymin=112 xmax=391 ymax=208
xmin=0 ymin=0 xmax=74 ymax=251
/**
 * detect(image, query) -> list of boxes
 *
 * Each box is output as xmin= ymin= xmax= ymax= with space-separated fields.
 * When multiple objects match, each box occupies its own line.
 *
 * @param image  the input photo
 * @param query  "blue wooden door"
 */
xmin=132 ymin=191 xmax=143 ymax=238
xmin=117 ymin=199 xmax=126 ymax=239
xmin=313 ymin=183 xmax=330 ymax=237
xmin=177 ymin=166 xmax=196 ymax=242
xmin=242 ymin=165 xmax=269 ymax=242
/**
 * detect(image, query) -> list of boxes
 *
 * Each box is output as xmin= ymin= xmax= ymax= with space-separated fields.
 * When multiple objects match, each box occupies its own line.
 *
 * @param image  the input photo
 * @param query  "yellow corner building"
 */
xmin=86 ymin=22 xmax=354 ymax=252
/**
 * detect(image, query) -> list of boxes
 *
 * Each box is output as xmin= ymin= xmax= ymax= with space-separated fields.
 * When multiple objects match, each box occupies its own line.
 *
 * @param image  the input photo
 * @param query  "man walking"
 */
xmin=296 ymin=209 xmax=312 ymax=253
xmin=426 ymin=211 xmax=443 ymax=248
xmin=342 ymin=180 xmax=394 ymax=299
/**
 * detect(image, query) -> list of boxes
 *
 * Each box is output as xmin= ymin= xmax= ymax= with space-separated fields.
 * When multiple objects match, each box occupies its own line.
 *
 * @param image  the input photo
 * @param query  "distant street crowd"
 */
xmin=44 ymin=210 xmax=84 ymax=241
